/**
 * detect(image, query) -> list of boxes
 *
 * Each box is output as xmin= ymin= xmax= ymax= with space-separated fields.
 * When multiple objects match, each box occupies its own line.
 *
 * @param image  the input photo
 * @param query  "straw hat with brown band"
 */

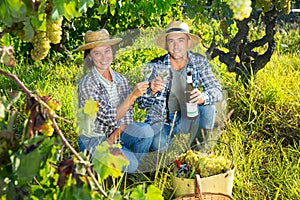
xmin=75 ymin=29 xmax=122 ymax=51
xmin=155 ymin=21 xmax=200 ymax=50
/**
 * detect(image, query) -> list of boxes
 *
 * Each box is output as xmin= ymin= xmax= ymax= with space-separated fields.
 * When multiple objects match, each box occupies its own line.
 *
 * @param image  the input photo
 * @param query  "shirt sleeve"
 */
xmin=118 ymin=75 xmax=134 ymax=126
xmin=195 ymin=57 xmax=223 ymax=105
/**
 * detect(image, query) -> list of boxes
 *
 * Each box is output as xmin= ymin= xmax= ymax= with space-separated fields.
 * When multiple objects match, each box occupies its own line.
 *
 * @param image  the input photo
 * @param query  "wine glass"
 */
xmin=157 ymin=64 xmax=170 ymax=83
xmin=155 ymin=64 xmax=170 ymax=101
xmin=141 ymin=65 xmax=153 ymax=81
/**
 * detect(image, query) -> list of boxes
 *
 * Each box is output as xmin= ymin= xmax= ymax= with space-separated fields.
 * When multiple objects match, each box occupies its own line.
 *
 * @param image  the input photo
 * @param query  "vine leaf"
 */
xmin=92 ymin=142 xmax=129 ymax=180
xmin=83 ymin=99 xmax=98 ymax=119
xmin=145 ymin=185 xmax=164 ymax=200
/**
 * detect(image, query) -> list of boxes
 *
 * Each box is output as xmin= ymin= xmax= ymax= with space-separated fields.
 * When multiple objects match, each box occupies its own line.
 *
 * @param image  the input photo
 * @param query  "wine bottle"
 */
xmin=186 ymin=72 xmax=199 ymax=119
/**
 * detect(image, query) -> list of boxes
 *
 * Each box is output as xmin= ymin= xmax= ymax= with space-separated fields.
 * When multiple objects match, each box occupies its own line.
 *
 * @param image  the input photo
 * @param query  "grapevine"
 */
xmin=177 ymin=149 xmax=232 ymax=178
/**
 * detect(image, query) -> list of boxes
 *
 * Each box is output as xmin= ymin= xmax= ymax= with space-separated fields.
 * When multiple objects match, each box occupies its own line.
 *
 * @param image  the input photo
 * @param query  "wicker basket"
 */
xmin=174 ymin=175 xmax=234 ymax=200
xmin=172 ymin=140 xmax=235 ymax=197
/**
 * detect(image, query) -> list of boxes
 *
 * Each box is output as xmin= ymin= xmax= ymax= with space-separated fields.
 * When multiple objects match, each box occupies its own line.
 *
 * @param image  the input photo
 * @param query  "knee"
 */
xmin=151 ymin=133 xmax=168 ymax=151
xmin=199 ymin=104 xmax=216 ymax=115
xmin=122 ymin=151 xmax=138 ymax=173
xmin=133 ymin=122 xmax=154 ymax=138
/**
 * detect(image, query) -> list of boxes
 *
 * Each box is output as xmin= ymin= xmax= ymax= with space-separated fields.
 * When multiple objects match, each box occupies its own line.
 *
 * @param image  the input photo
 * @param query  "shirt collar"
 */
xmin=92 ymin=66 xmax=117 ymax=85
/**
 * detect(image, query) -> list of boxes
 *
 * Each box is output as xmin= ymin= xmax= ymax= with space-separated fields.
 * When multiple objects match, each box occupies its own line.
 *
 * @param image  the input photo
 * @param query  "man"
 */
xmin=137 ymin=21 xmax=223 ymax=151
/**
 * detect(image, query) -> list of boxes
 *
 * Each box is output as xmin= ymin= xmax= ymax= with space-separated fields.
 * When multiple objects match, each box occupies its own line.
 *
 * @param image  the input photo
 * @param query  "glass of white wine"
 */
xmin=157 ymin=64 xmax=170 ymax=83
xmin=141 ymin=65 xmax=153 ymax=81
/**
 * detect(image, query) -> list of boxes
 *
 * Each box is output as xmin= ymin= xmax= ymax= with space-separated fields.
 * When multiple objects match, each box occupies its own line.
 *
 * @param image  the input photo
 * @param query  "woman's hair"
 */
xmin=83 ymin=49 xmax=94 ymax=69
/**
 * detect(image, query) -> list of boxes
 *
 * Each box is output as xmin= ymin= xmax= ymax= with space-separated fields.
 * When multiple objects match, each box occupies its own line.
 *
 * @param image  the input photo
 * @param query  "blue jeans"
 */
xmin=78 ymin=122 xmax=154 ymax=173
xmin=150 ymin=104 xmax=216 ymax=151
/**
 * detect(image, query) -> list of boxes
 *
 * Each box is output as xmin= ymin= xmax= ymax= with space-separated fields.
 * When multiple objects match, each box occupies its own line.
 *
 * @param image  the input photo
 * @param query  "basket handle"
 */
xmin=195 ymin=174 xmax=203 ymax=200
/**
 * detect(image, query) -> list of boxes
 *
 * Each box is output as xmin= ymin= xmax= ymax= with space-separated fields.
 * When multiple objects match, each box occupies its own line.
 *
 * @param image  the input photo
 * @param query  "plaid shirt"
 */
xmin=137 ymin=51 xmax=223 ymax=125
xmin=78 ymin=67 xmax=133 ymax=137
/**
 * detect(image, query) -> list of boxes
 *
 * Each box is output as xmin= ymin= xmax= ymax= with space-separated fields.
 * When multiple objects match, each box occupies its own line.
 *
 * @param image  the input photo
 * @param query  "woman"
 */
xmin=76 ymin=29 xmax=154 ymax=173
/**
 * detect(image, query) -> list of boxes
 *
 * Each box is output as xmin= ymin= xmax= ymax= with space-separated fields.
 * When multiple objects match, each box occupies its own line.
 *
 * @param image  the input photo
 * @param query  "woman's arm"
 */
xmin=116 ymin=81 xmax=149 ymax=121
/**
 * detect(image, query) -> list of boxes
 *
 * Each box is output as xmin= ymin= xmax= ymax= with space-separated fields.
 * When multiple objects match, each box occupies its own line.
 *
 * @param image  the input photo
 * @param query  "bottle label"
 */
xmin=186 ymin=102 xmax=198 ymax=117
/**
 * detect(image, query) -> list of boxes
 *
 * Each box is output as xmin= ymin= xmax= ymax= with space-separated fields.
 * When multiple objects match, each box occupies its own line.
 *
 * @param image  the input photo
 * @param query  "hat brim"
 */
xmin=74 ymin=38 xmax=122 ymax=51
xmin=155 ymin=32 xmax=200 ymax=50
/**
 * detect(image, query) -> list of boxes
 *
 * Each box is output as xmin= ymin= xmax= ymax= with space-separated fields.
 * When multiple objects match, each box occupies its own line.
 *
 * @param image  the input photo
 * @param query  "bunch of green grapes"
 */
xmin=31 ymin=30 xmax=51 ymax=61
xmin=12 ymin=24 xmax=27 ymax=41
xmin=226 ymin=0 xmax=252 ymax=21
xmin=278 ymin=0 xmax=291 ymax=14
xmin=178 ymin=150 xmax=232 ymax=177
xmin=256 ymin=0 xmax=290 ymax=14
xmin=196 ymin=154 xmax=232 ymax=177
xmin=46 ymin=16 xmax=63 ymax=44
xmin=256 ymin=0 xmax=272 ymax=12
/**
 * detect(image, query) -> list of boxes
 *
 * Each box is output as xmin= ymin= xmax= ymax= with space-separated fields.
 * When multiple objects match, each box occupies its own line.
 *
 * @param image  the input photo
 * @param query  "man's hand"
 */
xmin=150 ymin=77 xmax=166 ymax=94
xmin=190 ymin=89 xmax=204 ymax=104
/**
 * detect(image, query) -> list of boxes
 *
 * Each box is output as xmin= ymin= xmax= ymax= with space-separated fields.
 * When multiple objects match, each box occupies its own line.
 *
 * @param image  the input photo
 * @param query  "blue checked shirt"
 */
xmin=137 ymin=51 xmax=223 ymax=125
xmin=78 ymin=67 xmax=133 ymax=137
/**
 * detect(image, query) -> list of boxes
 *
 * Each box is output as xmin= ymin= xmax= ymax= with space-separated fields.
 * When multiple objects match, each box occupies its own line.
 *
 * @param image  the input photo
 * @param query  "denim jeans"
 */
xmin=78 ymin=122 xmax=154 ymax=173
xmin=150 ymin=104 xmax=216 ymax=151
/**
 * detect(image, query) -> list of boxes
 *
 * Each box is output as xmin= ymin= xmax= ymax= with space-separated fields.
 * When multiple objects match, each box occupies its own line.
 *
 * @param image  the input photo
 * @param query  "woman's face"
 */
xmin=89 ymin=45 xmax=113 ymax=72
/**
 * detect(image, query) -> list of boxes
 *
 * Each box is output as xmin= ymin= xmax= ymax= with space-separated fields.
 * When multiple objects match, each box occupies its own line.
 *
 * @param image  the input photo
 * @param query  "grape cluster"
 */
xmin=256 ymin=0 xmax=272 ymax=12
xmin=177 ymin=149 xmax=232 ymax=178
xmin=30 ymin=16 xmax=63 ymax=61
xmin=279 ymin=0 xmax=291 ymax=14
xmin=256 ymin=0 xmax=291 ymax=14
xmin=226 ymin=0 xmax=252 ymax=21
xmin=46 ymin=17 xmax=63 ymax=44
xmin=13 ymin=25 xmax=27 ymax=41
xmin=30 ymin=30 xmax=51 ymax=61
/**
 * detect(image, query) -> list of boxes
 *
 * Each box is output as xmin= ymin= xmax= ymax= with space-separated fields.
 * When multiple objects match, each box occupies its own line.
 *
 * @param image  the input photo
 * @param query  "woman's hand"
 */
xmin=132 ymin=81 xmax=149 ymax=98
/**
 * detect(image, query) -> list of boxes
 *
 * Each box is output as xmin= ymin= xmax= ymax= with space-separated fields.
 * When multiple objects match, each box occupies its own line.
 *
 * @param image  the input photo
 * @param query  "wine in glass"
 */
xmin=141 ymin=66 xmax=153 ymax=81
xmin=157 ymin=64 xmax=170 ymax=82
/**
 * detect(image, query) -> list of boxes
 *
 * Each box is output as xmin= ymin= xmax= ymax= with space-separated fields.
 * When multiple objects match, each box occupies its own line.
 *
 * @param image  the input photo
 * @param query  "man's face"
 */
xmin=166 ymin=33 xmax=189 ymax=61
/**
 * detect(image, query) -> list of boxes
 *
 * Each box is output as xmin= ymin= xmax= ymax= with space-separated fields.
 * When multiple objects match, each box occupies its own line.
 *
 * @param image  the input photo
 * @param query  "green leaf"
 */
xmin=24 ymin=18 xmax=35 ymax=41
xmin=76 ymin=108 xmax=95 ymax=135
xmin=52 ymin=0 xmax=65 ymax=19
xmin=145 ymin=185 xmax=164 ymax=200
xmin=97 ymin=5 xmax=108 ymax=15
xmin=0 ymin=0 xmax=26 ymax=25
xmin=83 ymin=99 xmax=98 ymax=119
xmin=130 ymin=185 xmax=146 ymax=200
xmin=110 ymin=5 xmax=116 ymax=16
xmin=78 ymin=0 xmax=94 ymax=13
xmin=17 ymin=149 xmax=44 ymax=186
xmin=64 ymin=1 xmax=81 ymax=20
xmin=0 ymin=0 xmax=13 ymax=26
xmin=92 ymin=142 xmax=129 ymax=180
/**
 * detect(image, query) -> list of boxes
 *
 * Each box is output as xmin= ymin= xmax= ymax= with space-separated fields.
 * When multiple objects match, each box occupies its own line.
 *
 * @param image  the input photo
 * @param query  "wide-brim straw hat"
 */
xmin=155 ymin=21 xmax=200 ymax=50
xmin=75 ymin=29 xmax=122 ymax=51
